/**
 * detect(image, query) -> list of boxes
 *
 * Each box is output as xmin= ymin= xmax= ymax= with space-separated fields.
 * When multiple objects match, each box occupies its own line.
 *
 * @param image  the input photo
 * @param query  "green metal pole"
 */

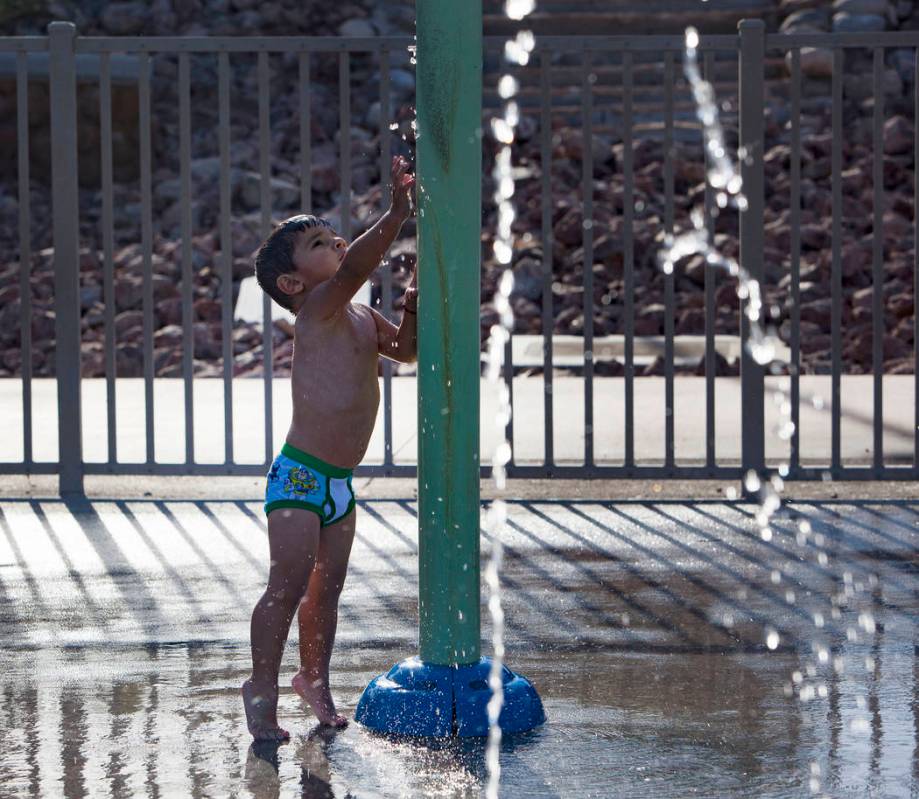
xmin=416 ymin=0 xmax=482 ymax=666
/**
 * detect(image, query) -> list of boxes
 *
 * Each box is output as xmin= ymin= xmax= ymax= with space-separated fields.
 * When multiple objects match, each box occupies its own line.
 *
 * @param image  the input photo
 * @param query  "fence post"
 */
xmin=738 ymin=19 xmax=766 ymax=484
xmin=48 ymin=22 xmax=83 ymax=496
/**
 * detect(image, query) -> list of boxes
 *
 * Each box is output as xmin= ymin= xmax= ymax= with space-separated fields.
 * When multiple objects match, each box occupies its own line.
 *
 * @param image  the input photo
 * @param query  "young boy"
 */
xmin=242 ymin=155 xmax=417 ymax=741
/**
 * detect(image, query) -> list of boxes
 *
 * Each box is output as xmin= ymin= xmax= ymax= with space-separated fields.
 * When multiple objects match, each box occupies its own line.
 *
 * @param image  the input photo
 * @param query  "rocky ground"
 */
xmin=0 ymin=0 xmax=917 ymax=379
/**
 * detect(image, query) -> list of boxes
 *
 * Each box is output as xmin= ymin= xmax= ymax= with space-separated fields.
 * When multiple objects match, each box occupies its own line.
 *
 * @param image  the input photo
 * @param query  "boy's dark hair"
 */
xmin=254 ymin=214 xmax=335 ymax=311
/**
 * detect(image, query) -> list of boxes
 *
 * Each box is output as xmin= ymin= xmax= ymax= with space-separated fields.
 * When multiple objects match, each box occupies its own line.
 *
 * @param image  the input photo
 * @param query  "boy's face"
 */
xmin=280 ymin=225 xmax=348 ymax=297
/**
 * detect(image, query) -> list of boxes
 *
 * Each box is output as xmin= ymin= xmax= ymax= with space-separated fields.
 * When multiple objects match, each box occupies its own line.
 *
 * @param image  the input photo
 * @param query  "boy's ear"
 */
xmin=276 ymin=272 xmax=305 ymax=297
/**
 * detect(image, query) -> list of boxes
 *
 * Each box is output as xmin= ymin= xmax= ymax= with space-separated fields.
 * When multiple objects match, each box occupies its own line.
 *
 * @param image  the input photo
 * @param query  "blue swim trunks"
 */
xmin=264 ymin=443 xmax=356 ymax=528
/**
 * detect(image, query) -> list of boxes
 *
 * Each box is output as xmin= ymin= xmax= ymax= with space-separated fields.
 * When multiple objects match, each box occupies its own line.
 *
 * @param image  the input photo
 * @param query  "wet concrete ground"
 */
xmin=0 ymin=496 xmax=916 ymax=797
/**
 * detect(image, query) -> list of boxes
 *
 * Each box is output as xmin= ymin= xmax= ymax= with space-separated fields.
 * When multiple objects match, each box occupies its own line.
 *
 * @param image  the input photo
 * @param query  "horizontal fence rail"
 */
xmin=0 ymin=23 xmax=917 ymax=491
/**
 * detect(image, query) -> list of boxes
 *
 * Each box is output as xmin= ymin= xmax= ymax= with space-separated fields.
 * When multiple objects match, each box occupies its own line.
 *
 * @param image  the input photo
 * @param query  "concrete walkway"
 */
xmin=0 ymin=375 xmax=915 ymax=468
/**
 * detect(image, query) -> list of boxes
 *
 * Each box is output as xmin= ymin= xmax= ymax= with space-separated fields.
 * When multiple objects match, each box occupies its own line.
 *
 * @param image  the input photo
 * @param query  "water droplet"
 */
xmin=765 ymin=629 xmax=780 ymax=650
xmin=743 ymin=470 xmax=761 ymax=493
xmin=851 ymin=717 xmax=870 ymax=734
xmin=498 ymin=74 xmax=519 ymax=99
xmin=506 ymin=0 xmax=536 ymax=20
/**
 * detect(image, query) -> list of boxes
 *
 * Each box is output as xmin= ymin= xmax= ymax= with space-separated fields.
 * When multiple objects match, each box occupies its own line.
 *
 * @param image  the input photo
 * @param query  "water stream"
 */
xmin=483 ymin=2 xmax=537 ymax=797
xmin=660 ymin=27 xmax=883 ymax=797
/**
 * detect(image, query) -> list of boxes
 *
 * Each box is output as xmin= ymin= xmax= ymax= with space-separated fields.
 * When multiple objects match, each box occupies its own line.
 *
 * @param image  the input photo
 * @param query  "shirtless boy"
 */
xmin=242 ymin=155 xmax=417 ymax=741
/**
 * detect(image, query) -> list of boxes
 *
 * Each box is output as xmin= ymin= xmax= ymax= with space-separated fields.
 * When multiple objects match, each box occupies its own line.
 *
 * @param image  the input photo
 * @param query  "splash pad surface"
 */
xmin=0 ymin=494 xmax=915 ymax=797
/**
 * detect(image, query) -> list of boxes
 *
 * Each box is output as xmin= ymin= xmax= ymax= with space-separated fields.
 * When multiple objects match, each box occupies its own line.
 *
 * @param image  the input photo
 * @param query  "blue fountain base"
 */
xmin=355 ymin=655 xmax=546 ymax=737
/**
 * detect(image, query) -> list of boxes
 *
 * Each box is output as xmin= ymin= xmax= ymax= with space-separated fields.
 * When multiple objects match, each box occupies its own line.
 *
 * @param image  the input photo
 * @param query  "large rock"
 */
xmin=833 ymin=0 xmax=890 ymax=14
xmin=510 ymin=257 xmax=545 ymax=302
xmin=338 ymin=19 xmax=376 ymax=37
xmin=155 ymin=298 xmax=184 ymax=327
xmin=101 ymin=2 xmax=152 ymax=34
xmin=889 ymin=49 xmax=917 ymax=85
xmin=237 ymin=172 xmax=301 ymax=211
xmin=389 ymin=69 xmax=416 ymax=93
xmin=309 ymin=144 xmax=340 ymax=195
xmin=114 ymin=310 xmax=144 ymax=336
xmin=883 ymin=115 xmax=913 ymax=155
xmin=832 ymin=12 xmax=887 ymax=31
xmin=843 ymin=68 xmax=903 ymax=102
xmin=781 ymin=0 xmax=828 ymax=9
xmin=781 ymin=8 xmax=831 ymax=30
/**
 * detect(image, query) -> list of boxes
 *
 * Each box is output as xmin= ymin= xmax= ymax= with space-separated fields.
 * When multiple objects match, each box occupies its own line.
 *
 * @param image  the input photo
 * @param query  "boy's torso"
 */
xmin=286 ymin=302 xmax=381 ymax=469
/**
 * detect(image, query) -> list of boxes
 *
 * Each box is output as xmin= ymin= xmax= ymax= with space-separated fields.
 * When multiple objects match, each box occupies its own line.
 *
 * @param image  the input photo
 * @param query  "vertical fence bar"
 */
xmin=703 ymin=50 xmax=716 ymax=469
xmin=48 ymin=22 xmax=83 ymax=493
xmin=871 ymin=47 xmax=884 ymax=475
xmin=379 ymin=48 xmax=394 ymax=468
xmin=790 ymin=48 xmax=801 ymax=472
xmin=915 ymin=48 xmax=918 ymax=471
xmin=663 ymin=50 xmax=675 ymax=469
xmin=299 ymin=50 xmax=311 ymax=213
xmin=540 ymin=49 xmax=554 ymax=468
xmin=582 ymin=50 xmax=594 ymax=466
xmin=339 ymin=52 xmax=351 ymax=241
xmin=179 ymin=52 xmax=195 ymax=467
xmin=738 ymin=20 xmax=766 ymax=479
xmin=831 ymin=47 xmax=843 ymax=473
xmin=139 ymin=49 xmax=155 ymax=466
xmin=258 ymin=52 xmax=274 ymax=466
xmin=502 ymin=57 xmax=515 ymax=465
xmin=99 ymin=52 xmax=116 ymax=465
xmin=219 ymin=51 xmax=234 ymax=465
xmin=382 ymin=267 xmax=395 ymax=467
xmin=16 ymin=50 xmax=33 ymax=468
xmin=503 ymin=311 xmax=515 ymax=460
xmin=623 ymin=51 xmax=635 ymax=469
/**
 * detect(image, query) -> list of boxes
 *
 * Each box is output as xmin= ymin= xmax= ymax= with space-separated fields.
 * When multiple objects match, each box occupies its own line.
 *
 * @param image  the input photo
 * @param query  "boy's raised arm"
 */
xmin=302 ymin=156 xmax=414 ymax=321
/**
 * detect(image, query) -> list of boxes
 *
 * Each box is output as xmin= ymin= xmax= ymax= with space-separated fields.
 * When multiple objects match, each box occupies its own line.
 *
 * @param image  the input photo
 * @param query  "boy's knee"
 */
xmin=266 ymin=571 xmax=313 ymax=607
xmin=309 ymin=572 xmax=346 ymax=604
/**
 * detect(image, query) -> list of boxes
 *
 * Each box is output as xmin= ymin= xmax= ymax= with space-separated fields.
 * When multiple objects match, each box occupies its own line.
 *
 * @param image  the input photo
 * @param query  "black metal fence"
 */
xmin=1 ymin=21 xmax=917 ymax=493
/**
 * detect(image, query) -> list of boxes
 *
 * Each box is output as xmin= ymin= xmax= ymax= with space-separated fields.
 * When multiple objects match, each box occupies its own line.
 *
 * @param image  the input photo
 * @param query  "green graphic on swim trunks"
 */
xmin=285 ymin=466 xmax=319 ymax=496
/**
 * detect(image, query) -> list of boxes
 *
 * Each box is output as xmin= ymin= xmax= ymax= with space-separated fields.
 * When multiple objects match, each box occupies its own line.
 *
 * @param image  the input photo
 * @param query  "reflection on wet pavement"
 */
xmin=0 ymin=498 xmax=916 ymax=797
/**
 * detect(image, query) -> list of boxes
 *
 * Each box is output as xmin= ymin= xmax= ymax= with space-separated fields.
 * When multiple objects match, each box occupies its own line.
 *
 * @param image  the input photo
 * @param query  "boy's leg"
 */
xmin=243 ymin=507 xmax=321 ymax=741
xmin=292 ymin=507 xmax=356 ymax=727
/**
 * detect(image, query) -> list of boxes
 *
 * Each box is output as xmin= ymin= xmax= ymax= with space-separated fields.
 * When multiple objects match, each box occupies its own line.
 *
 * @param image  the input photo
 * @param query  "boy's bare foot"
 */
xmin=242 ymin=678 xmax=291 ymax=742
xmin=291 ymin=669 xmax=349 ymax=728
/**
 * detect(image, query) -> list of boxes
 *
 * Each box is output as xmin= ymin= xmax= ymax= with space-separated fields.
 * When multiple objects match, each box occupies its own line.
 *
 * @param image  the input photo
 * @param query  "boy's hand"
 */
xmin=390 ymin=156 xmax=415 ymax=220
